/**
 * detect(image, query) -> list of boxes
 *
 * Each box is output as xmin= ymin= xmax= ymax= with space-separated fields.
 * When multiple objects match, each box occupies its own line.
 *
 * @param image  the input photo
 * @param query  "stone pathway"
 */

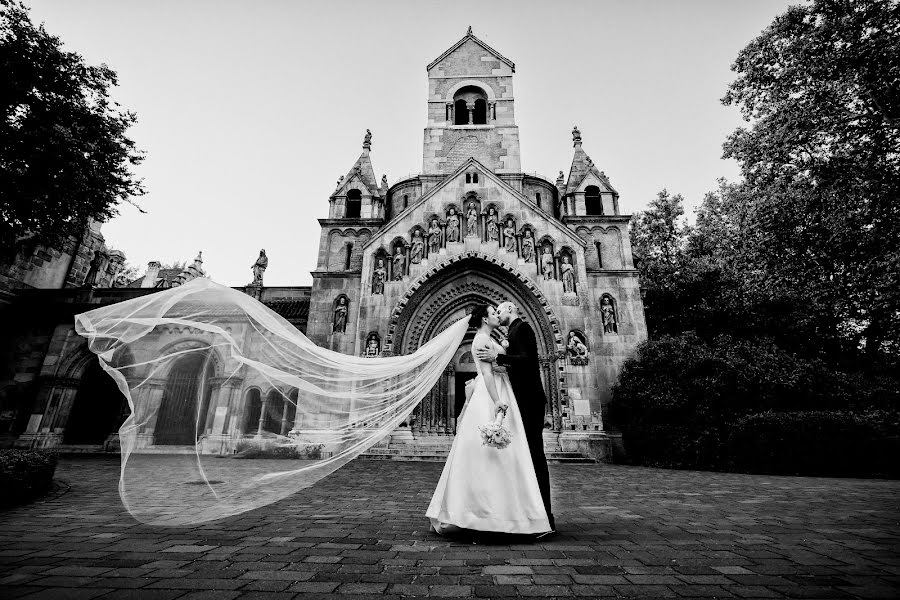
xmin=1 ymin=456 xmax=898 ymax=599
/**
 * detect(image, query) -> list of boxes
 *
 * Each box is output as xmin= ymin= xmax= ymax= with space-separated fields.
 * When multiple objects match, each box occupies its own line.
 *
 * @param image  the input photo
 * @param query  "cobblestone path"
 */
xmin=1 ymin=456 xmax=897 ymax=599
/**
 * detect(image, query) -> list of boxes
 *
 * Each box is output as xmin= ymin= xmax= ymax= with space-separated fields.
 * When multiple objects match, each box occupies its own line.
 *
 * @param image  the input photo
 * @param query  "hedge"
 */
xmin=608 ymin=333 xmax=900 ymax=477
xmin=0 ymin=449 xmax=58 ymax=507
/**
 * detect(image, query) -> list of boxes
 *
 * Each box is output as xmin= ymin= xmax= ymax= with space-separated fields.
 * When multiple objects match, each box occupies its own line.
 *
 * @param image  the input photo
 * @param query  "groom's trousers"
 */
xmin=524 ymin=419 xmax=554 ymax=528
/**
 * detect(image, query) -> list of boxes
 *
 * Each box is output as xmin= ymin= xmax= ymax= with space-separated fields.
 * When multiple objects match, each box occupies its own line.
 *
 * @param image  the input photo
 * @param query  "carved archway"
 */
xmin=385 ymin=252 xmax=567 ymax=430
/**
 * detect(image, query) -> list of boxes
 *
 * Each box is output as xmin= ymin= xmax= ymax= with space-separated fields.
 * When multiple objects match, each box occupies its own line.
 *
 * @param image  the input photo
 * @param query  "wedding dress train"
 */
xmin=426 ymin=339 xmax=551 ymax=535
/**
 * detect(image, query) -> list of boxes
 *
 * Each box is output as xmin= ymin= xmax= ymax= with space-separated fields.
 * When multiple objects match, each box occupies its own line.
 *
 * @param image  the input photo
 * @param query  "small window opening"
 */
xmin=344 ymin=243 xmax=353 ymax=270
xmin=536 ymin=192 xmax=542 ymax=209
xmin=403 ymin=194 xmax=408 ymax=209
xmin=585 ymin=186 xmax=602 ymax=216
xmin=595 ymin=242 xmax=603 ymax=269
xmin=465 ymin=174 xmax=471 ymax=184
xmin=346 ymin=189 xmax=362 ymax=218
xmin=472 ymin=173 xmax=479 ymax=184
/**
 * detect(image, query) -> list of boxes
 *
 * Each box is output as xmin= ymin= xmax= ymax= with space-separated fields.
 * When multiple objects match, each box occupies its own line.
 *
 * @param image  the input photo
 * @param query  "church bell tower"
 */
xmin=422 ymin=27 xmax=521 ymax=175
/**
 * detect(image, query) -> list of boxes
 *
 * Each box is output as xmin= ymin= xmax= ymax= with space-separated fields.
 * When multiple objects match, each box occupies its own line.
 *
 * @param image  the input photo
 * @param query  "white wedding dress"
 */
xmin=426 ymin=334 xmax=551 ymax=534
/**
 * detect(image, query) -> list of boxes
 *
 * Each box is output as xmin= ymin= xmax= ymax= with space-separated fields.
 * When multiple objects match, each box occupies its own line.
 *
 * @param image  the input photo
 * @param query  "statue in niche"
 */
xmin=427 ymin=219 xmax=441 ymax=254
xmin=333 ymin=297 xmax=348 ymax=334
xmin=446 ymin=207 xmax=460 ymax=243
xmin=541 ymin=246 xmax=554 ymax=280
xmin=250 ymin=249 xmax=268 ymax=286
xmin=371 ymin=258 xmax=386 ymax=294
xmin=410 ymin=230 xmax=424 ymax=264
xmin=466 ymin=202 xmax=479 ymax=237
xmin=601 ymin=296 xmax=618 ymax=333
xmin=561 ymin=256 xmax=576 ymax=293
xmin=392 ymin=246 xmax=405 ymax=280
xmin=566 ymin=331 xmax=589 ymax=365
xmin=364 ymin=334 xmax=381 ymax=358
xmin=521 ymin=230 xmax=535 ymax=262
xmin=486 ymin=207 xmax=499 ymax=241
xmin=503 ymin=219 xmax=517 ymax=253
xmin=83 ymin=250 xmax=104 ymax=287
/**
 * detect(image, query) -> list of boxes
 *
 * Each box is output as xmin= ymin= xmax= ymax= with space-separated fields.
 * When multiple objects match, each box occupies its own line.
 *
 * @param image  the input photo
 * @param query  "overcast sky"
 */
xmin=27 ymin=0 xmax=797 ymax=286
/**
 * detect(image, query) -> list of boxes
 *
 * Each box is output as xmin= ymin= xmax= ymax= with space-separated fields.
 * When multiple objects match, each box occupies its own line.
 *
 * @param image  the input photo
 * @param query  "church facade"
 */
xmin=0 ymin=30 xmax=645 ymax=460
xmin=305 ymin=30 xmax=647 ymax=457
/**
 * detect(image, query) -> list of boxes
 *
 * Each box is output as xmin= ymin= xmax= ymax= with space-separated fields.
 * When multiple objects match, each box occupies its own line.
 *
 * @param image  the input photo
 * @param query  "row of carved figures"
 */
xmin=370 ymin=207 xmax=579 ymax=295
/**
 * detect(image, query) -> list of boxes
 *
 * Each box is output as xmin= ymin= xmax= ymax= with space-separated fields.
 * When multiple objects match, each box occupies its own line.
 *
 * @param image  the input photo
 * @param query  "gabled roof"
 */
xmin=427 ymin=27 xmax=515 ymax=72
xmin=565 ymin=146 xmax=619 ymax=196
xmin=366 ymin=157 xmax=585 ymax=250
xmin=332 ymin=150 xmax=380 ymax=198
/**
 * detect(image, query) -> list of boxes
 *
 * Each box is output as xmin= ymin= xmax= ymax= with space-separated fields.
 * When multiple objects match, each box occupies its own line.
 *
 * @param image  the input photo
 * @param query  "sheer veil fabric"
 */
xmin=75 ymin=277 xmax=470 ymax=526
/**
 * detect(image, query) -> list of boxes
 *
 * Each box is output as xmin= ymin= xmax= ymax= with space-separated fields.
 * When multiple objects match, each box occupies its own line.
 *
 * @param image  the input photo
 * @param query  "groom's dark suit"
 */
xmin=496 ymin=318 xmax=554 ymax=528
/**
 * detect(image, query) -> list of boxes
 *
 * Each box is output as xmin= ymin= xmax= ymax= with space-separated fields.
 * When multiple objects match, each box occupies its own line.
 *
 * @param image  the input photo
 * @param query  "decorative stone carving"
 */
xmin=427 ymin=219 xmax=441 ymax=254
xmin=466 ymin=202 xmax=479 ymax=237
xmin=521 ymin=230 xmax=535 ymax=262
xmin=364 ymin=333 xmax=381 ymax=358
xmin=371 ymin=258 xmax=386 ymax=294
xmin=410 ymin=230 xmax=424 ymax=264
xmin=446 ymin=207 xmax=460 ymax=243
xmin=566 ymin=331 xmax=589 ymax=366
xmin=486 ymin=207 xmax=499 ymax=242
xmin=503 ymin=219 xmax=516 ymax=253
xmin=363 ymin=128 xmax=372 ymax=150
xmin=392 ymin=246 xmax=405 ymax=280
xmin=333 ymin=296 xmax=348 ymax=334
xmin=83 ymin=250 xmax=105 ymax=288
xmin=250 ymin=249 xmax=268 ymax=286
xmin=541 ymin=246 xmax=554 ymax=280
xmin=601 ymin=295 xmax=618 ymax=334
xmin=572 ymin=124 xmax=581 ymax=145
xmin=561 ymin=256 xmax=576 ymax=294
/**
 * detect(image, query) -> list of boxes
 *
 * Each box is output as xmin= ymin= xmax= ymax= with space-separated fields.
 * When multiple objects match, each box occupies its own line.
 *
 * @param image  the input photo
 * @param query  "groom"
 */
xmin=476 ymin=301 xmax=555 ymax=533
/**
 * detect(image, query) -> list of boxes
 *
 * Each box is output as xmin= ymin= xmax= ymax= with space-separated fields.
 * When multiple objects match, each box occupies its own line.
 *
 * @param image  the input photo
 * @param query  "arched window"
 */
xmin=472 ymin=173 xmax=479 ymax=183
xmin=473 ymin=99 xmax=487 ymax=125
xmin=595 ymin=242 xmax=603 ymax=269
xmin=403 ymin=194 xmax=408 ymax=209
xmin=243 ymin=389 xmax=261 ymax=435
xmin=465 ymin=174 xmax=471 ymax=184
xmin=346 ymin=189 xmax=361 ymax=218
xmin=454 ymin=99 xmax=468 ymax=125
xmin=344 ymin=243 xmax=353 ymax=270
xmin=585 ymin=186 xmax=602 ymax=216
xmin=263 ymin=390 xmax=285 ymax=435
xmin=536 ymin=192 xmax=542 ymax=209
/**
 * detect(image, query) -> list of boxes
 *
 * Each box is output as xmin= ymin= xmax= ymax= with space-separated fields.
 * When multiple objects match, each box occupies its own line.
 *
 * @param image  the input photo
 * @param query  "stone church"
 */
xmin=0 ymin=29 xmax=645 ymax=460
xmin=304 ymin=29 xmax=646 ymax=458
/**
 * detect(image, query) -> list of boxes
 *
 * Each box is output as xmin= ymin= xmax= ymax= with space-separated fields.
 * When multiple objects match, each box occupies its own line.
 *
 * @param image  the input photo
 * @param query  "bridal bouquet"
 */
xmin=478 ymin=406 xmax=512 ymax=449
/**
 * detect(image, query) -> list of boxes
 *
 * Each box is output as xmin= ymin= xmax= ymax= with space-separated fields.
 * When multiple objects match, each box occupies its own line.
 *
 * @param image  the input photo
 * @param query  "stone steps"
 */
xmin=360 ymin=446 xmax=596 ymax=463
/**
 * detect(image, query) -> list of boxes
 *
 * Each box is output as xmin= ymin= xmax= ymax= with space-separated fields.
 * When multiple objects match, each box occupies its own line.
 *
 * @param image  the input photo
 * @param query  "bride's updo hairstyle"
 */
xmin=468 ymin=304 xmax=490 ymax=328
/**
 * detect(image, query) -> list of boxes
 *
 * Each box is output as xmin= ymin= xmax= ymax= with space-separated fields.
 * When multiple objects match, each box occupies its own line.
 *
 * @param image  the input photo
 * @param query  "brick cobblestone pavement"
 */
xmin=1 ymin=456 xmax=898 ymax=599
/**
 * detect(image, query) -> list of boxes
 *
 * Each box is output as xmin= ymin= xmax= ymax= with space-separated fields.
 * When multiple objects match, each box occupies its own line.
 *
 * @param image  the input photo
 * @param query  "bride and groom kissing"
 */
xmin=427 ymin=301 xmax=557 ymax=540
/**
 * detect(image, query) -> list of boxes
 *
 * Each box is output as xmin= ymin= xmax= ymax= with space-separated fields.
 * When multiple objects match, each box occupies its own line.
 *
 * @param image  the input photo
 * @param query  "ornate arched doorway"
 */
xmin=388 ymin=254 xmax=564 ymax=434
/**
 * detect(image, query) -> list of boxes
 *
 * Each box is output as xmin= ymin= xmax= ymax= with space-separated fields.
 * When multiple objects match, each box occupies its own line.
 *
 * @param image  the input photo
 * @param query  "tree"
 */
xmin=629 ymin=189 xmax=686 ymax=293
xmin=0 ymin=1 xmax=144 ymax=259
xmin=722 ymin=0 xmax=900 ymax=360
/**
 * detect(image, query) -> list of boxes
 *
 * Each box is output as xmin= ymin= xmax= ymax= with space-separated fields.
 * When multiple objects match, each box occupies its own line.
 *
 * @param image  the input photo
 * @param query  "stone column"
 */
xmin=554 ymin=253 xmax=562 ymax=281
xmin=446 ymin=102 xmax=453 ymax=123
xmin=446 ymin=366 xmax=456 ymax=434
xmin=256 ymin=394 xmax=269 ymax=436
xmin=480 ymin=211 xmax=487 ymax=243
xmin=439 ymin=219 xmax=448 ymax=249
xmin=404 ymin=243 xmax=412 ymax=277
xmin=466 ymin=102 xmax=474 ymax=125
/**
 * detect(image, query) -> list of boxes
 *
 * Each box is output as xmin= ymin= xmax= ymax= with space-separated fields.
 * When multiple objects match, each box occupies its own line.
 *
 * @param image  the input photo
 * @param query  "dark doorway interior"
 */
xmin=454 ymin=372 xmax=477 ymax=418
xmin=64 ymin=360 xmax=126 ymax=444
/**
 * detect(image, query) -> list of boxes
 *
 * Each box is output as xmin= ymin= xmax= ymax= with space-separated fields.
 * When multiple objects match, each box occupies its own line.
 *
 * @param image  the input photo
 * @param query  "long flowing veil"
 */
xmin=74 ymin=277 xmax=469 ymax=526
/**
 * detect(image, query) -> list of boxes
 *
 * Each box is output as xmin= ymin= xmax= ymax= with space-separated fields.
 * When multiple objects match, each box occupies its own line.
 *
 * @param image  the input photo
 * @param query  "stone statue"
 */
xmin=381 ymin=174 xmax=388 ymax=189
xmin=333 ymin=297 xmax=348 ymax=334
xmin=446 ymin=207 xmax=460 ymax=243
xmin=567 ymin=332 xmax=588 ymax=358
xmin=561 ymin=256 xmax=575 ymax=293
xmin=392 ymin=247 xmax=405 ymax=280
xmin=541 ymin=246 xmax=554 ymax=280
xmin=601 ymin=296 xmax=618 ymax=333
xmin=363 ymin=128 xmax=372 ymax=150
xmin=428 ymin=219 xmax=441 ymax=254
xmin=365 ymin=334 xmax=380 ymax=358
xmin=503 ymin=219 xmax=517 ymax=253
xmin=251 ymin=249 xmax=268 ymax=286
xmin=83 ymin=250 xmax=105 ymax=287
xmin=371 ymin=258 xmax=386 ymax=294
xmin=486 ymin=208 xmax=499 ymax=241
xmin=410 ymin=230 xmax=424 ymax=264
xmin=466 ymin=202 xmax=478 ymax=237
xmin=572 ymin=124 xmax=581 ymax=145
xmin=521 ymin=230 xmax=535 ymax=262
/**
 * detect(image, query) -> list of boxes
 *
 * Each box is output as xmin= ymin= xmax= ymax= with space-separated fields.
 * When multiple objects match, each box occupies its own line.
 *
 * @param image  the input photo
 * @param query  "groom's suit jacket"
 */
xmin=496 ymin=318 xmax=547 ymax=431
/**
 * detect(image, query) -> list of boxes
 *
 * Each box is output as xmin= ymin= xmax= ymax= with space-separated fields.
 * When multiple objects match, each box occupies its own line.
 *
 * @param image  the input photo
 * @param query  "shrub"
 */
xmin=608 ymin=333 xmax=900 ymax=476
xmin=232 ymin=439 xmax=325 ymax=460
xmin=728 ymin=410 xmax=900 ymax=478
xmin=0 ymin=449 xmax=58 ymax=507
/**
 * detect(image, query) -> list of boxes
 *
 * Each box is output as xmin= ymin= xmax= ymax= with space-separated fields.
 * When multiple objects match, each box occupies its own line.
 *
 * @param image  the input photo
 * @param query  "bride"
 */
xmin=426 ymin=304 xmax=552 ymax=535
